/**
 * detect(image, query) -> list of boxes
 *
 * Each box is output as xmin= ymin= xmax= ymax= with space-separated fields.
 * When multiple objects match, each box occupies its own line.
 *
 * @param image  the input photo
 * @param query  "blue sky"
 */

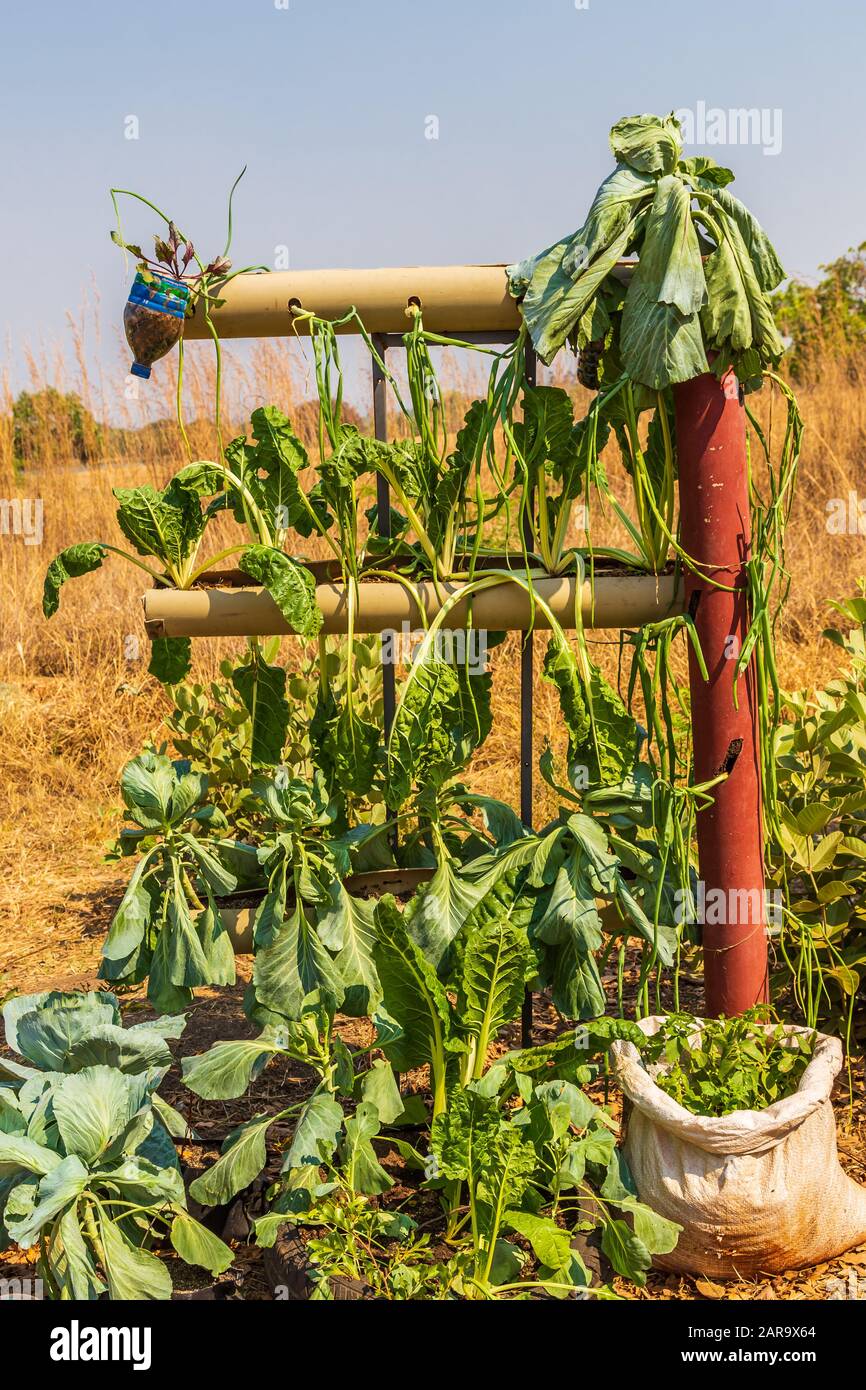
xmin=3 ymin=0 xmax=864 ymax=401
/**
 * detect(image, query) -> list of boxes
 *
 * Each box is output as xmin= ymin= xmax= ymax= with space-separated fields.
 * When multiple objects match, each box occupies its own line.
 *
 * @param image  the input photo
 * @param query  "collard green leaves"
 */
xmin=101 ymin=753 xmax=240 ymax=1009
xmin=253 ymin=901 xmax=344 ymax=1020
xmin=181 ymin=1033 xmax=283 ymax=1100
xmin=609 ymin=113 xmax=681 ymax=175
xmin=620 ymin=174 xmax=709 ymax=389
xmin=509 ymin=111 xmax=787 ymax=389
xmin=509 ymin=165 xmax=654 ymax=364
xmin=317 ymin=880 xmax=380 ymax=1016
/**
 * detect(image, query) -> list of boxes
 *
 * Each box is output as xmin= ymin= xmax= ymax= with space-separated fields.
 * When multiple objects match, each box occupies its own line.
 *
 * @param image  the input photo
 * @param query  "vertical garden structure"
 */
xmin=144 ymin=260 xmax=769 ymax=1019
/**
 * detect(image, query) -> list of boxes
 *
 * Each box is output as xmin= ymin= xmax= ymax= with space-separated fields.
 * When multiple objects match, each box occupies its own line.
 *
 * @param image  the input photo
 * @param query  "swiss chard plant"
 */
xmin=422 ymin=1038 xmax=680 ymax=1298
xmin=42 ymin=411 xmax=323 ymax=686
xmin=0 ymin=991 xmax=233 ymax=1299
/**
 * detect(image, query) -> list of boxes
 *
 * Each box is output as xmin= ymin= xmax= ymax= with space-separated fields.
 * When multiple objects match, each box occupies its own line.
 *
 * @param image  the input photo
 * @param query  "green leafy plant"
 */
xmin=509 ymin=112 xmax=785 ymax=390
xmin=42 ymin=419 xmax=322 ymax=686
xmin=505 ymin=113 xmax=803 ymax=831
xmin=247 ymin=773 xmax=381 ymax=1020
xmin=0 ymin=991 xmax=186 ymax=1122
xmin=183 ymin=965 xmax=678 ymax=1299
xmin=425 ymin=1045 xmax=679 ymax=1298
xmin=281 ymin=1177 xmax=447 ymax=1299
xmin=180 ymin=992 xmax=400 ymax=1214
xmin=100 ymin=752 xmax=252 ymax=1012
xmin=770 ymin=591 xmax=866 ymax=1045
xmin=640 ymin=1009 xmax=816 ymax=1117
xmin=0 ymin=991 xmax=232 ymax=1299
xmin=356 ymin=898 xmax=680 ymax=1296
xmin=395 ymin=768 xmax=683 ymax=1036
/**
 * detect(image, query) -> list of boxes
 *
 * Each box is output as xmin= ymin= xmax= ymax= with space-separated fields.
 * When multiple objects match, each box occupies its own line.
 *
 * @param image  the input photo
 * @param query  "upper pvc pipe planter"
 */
xmin=142 ymin=573 xmax=684 ymax=640
xmin=180 ymin=264 xmax=521 ymax=339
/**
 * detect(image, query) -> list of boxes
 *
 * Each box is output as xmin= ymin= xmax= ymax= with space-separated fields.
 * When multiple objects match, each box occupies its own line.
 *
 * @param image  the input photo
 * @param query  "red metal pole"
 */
xmin=673 ymin=368 xmax=769 ymax=1016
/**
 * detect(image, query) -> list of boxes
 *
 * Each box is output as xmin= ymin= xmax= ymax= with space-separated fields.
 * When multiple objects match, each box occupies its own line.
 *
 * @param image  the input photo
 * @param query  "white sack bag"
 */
xmin=611 ymin=1016 xmax=866 ymax=1278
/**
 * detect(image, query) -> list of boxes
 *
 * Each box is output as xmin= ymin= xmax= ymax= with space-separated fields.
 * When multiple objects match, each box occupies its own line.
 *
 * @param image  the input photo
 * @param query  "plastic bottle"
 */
xmin=124 ymin=272 xmax=191 ymax=379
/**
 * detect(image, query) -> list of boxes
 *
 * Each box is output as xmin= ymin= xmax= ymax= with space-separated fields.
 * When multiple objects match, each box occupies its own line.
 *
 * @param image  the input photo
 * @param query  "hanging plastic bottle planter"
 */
xmin=124 ymin=271 xmax=191 ymax=379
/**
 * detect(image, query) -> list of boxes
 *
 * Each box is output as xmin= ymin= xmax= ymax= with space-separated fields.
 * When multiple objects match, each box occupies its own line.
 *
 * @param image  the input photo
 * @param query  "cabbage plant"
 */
xmin=0 ymin=991 xmax=232 ymax=1299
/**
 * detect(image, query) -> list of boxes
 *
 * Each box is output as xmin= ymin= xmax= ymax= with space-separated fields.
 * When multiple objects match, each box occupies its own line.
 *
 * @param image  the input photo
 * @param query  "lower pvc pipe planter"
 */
xmin=142 ymin=572 xmax=684 ymax=639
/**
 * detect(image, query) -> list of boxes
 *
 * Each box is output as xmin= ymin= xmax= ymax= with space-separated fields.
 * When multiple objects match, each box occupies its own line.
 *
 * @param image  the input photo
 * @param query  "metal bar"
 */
xmin=521 ymin=341 xmax=537 ymax=1048
xmin=673 ymin=368 xmax=769 ymax=1017
xmin=371 ymin=334 xmax=396 ymax=739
